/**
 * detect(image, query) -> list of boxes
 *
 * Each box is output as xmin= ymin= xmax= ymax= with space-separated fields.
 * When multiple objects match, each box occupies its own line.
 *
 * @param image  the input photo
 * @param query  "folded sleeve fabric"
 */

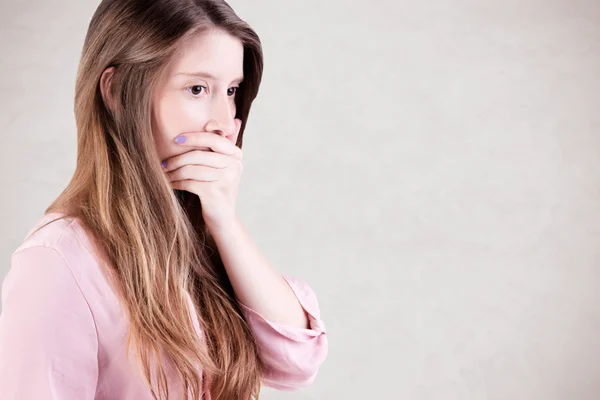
xmin=238 ymin=274 xmax=328 ymax=391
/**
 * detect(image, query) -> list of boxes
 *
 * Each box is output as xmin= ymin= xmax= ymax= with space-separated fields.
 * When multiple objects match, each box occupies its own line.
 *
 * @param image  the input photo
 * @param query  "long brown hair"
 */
xmin=38 ymin=0 xmax=264 ymax=398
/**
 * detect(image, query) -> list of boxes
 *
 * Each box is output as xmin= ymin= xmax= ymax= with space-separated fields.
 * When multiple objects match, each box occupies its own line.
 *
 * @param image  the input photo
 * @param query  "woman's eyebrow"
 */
xmin=175 ymin=71 xmax=244 ymax=83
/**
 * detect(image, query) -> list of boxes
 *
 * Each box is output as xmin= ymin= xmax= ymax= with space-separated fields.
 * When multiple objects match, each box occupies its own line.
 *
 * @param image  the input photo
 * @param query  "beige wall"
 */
xmin=1 ymin=0 xmax=599 ymax=398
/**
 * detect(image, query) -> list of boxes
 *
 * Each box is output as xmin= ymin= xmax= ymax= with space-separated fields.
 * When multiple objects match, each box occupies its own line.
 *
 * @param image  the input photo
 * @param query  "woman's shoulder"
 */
xmin=8 ymin=212 xmax=106 ymax=299
xmin=14 ymin=211 xmax=95 ymax=262
xmin=1 ymin=214 xmax=101 ymax=376
xmin=4 ymin=212 xmax=122 ymax=324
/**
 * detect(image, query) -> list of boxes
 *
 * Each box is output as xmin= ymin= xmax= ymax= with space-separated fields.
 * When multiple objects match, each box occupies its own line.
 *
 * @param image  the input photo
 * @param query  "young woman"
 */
xmin=0 ymin=1 xmax=328 ymax=399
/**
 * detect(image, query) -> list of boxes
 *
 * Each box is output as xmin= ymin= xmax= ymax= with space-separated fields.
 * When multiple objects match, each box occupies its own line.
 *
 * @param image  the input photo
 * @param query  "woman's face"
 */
xmin=151 ymin=28 xmax=244 ymax=162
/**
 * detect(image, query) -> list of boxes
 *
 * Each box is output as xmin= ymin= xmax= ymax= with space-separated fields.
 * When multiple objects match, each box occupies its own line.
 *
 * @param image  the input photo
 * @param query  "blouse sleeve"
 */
xmin=0 ymin=246 xmax=99 ymax=399
xmin=239 ymin=275 xmax=328 ymax=391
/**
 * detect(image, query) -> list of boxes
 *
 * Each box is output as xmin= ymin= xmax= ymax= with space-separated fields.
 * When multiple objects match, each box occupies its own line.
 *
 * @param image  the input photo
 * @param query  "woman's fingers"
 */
xmin=174 ymin=131 xmax=243 ymax=159
xmin=162 ymin=149 xmax=228 ymax=172
xmin=167 ymin=164 xmax=222 ymax=182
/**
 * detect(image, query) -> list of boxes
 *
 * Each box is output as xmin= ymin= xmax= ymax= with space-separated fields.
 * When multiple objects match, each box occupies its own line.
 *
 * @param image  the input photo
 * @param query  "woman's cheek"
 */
xmin=154 ymin=95 xmax=211 ymax=156
xmin=179 ymin=98 xmax=210 ymax=129
xmin=151 ymin=97 xmax=186 ymax=158
xmin=163 ymin=97 xmax=206 ymax=136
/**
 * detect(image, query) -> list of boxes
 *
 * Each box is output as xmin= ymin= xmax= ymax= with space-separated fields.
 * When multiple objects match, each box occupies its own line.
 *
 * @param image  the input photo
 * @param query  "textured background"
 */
xmin=1 ymin=0 xmax=600 ymax=399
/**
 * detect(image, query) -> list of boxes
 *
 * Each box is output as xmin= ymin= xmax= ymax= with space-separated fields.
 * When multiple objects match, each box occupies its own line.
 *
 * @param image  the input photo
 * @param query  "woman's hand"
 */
xmin=162 ymin=119 xmax=243 ymax=230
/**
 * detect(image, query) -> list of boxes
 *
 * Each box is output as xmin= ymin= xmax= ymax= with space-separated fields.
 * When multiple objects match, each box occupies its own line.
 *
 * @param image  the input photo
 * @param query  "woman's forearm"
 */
xmin=207 ymin=216 xmax=310 ymax=329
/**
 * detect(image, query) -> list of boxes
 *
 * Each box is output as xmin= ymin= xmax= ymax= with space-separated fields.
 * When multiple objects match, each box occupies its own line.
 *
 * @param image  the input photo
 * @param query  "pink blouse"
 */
xmin=0 ymin=212 xmax=328 ymax=399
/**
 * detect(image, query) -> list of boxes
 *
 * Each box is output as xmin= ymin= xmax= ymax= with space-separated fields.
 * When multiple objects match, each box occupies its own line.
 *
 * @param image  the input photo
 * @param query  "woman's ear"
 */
xmin=100 ymin=67 xmax=116 ymax=111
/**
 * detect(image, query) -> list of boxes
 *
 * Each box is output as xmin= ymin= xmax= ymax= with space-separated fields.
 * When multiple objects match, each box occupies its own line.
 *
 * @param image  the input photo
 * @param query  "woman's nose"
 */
xmin=205 ymin=97 xmax=235 ymax=137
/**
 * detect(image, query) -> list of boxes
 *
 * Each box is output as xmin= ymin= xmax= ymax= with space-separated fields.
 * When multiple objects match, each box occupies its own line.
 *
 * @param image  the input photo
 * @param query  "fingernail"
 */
xmin=175 ymin=135 xmax=186 ymax=144
xmin=161 ymin=160 xmax=167 ymax=168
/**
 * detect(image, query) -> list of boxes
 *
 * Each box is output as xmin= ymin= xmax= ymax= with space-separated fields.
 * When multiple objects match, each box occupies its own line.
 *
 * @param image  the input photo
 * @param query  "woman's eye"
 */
xmin=188 ymin=85 xmax=206 ymax=96
xmin=227 ymin=87 xmax=238 ymax=97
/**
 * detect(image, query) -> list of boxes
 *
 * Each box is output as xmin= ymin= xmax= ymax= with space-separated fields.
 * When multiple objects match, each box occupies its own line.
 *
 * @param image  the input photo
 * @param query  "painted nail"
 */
xmin=175 ymin=135 xmax=186 ymax=144
xmin=161 ymin=161 xmax=167 ymax=168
